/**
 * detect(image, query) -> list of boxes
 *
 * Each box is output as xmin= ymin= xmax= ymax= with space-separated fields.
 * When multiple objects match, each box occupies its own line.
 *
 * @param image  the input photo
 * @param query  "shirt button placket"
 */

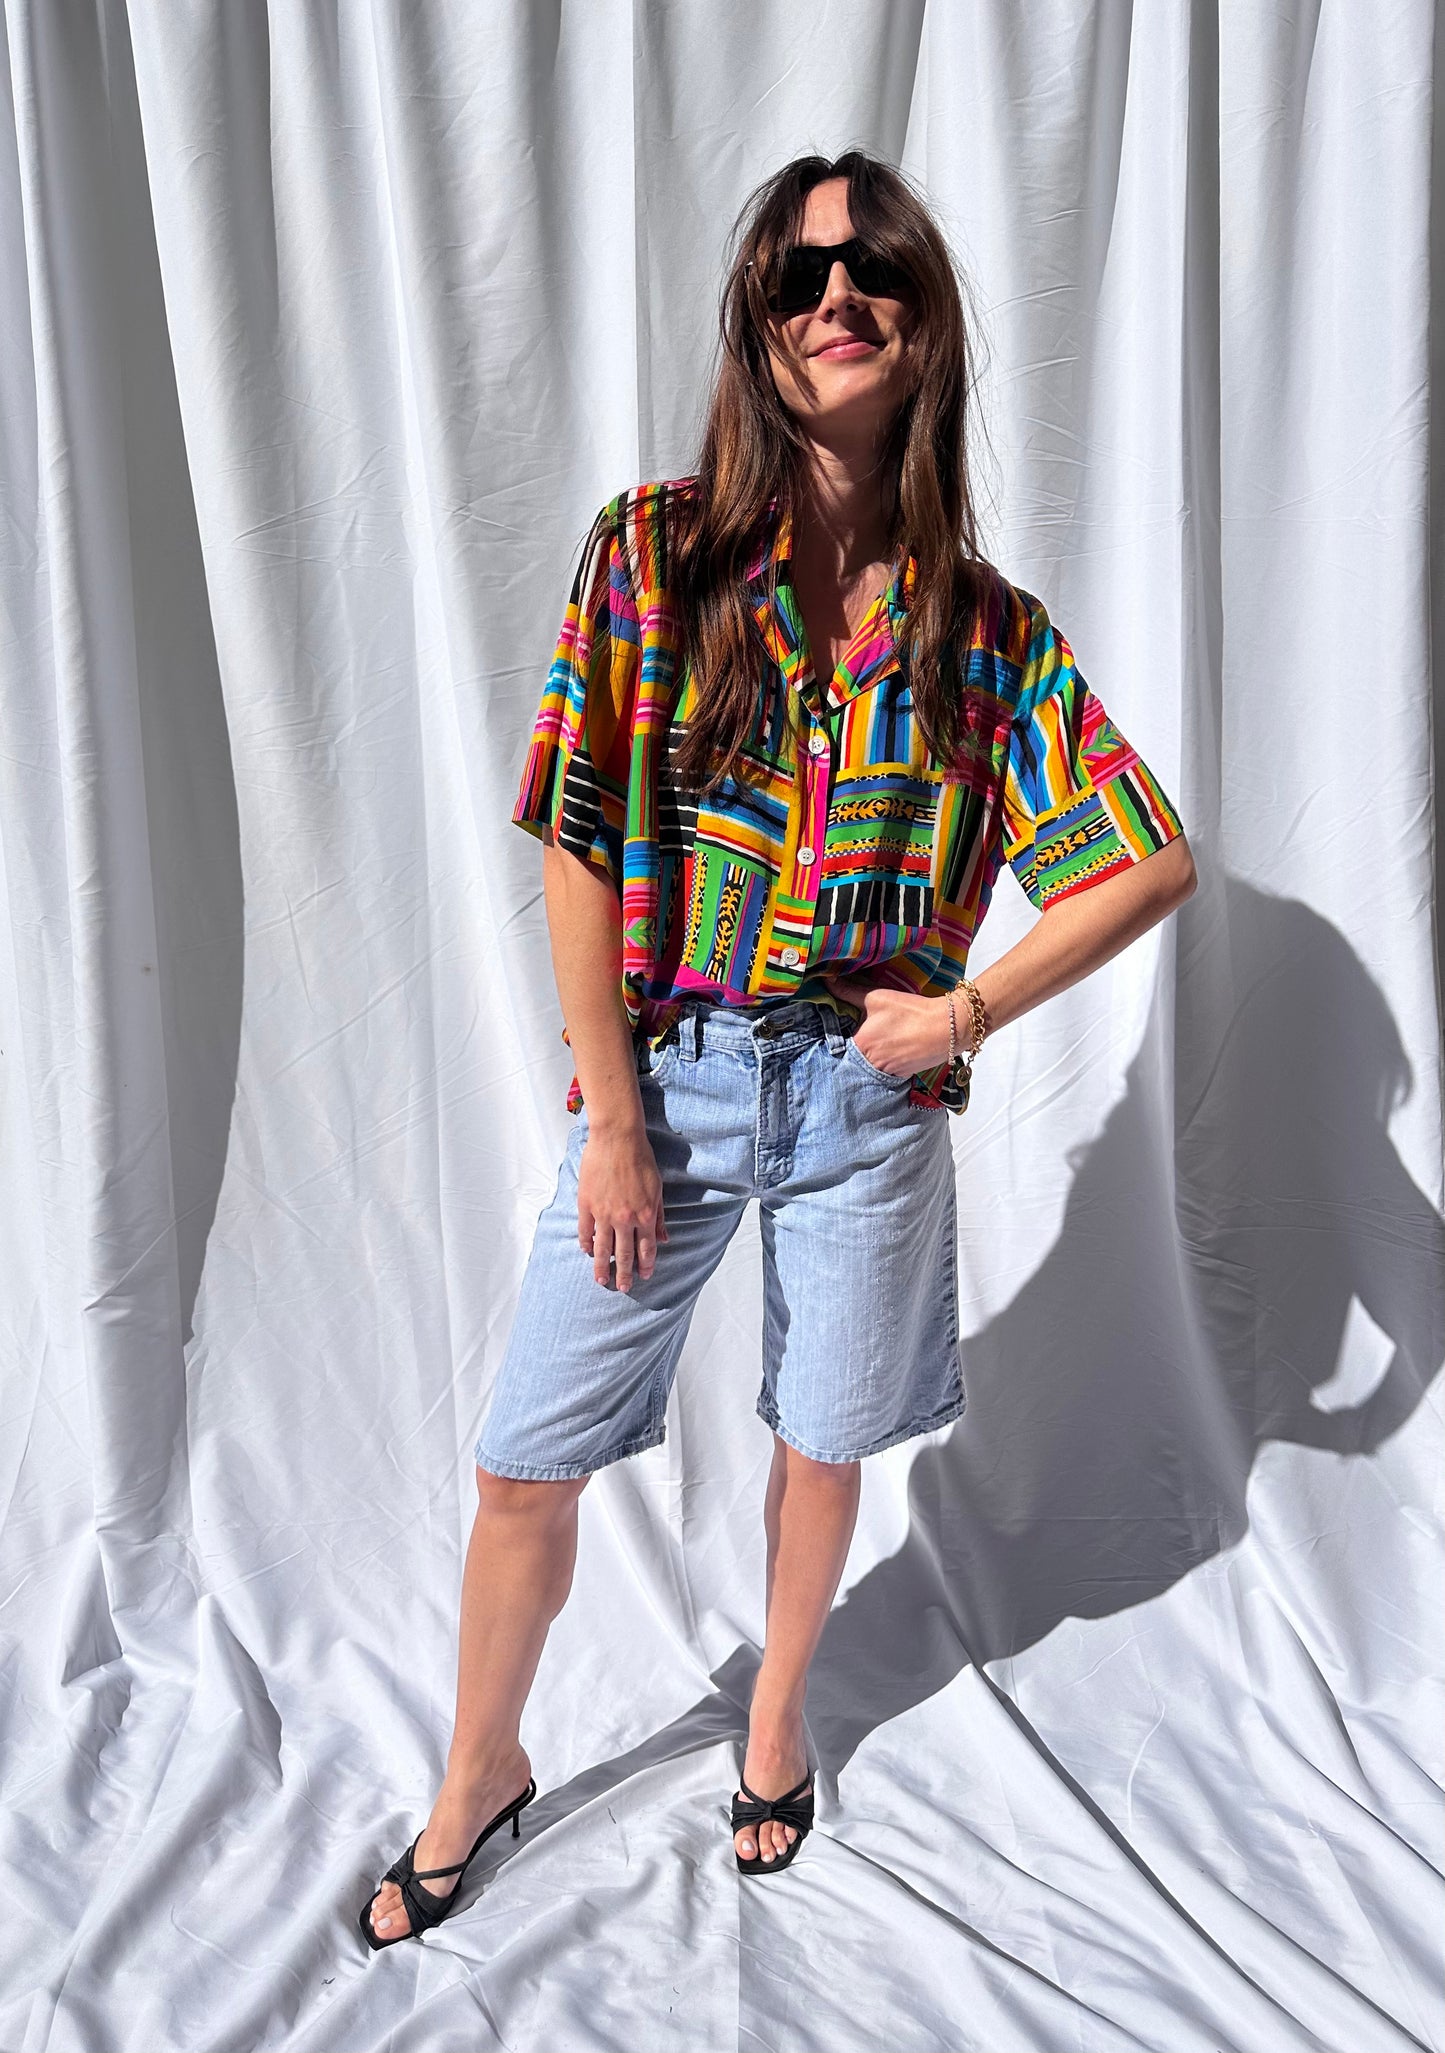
xmin=775 ymin=712 xmax=829 ymax=985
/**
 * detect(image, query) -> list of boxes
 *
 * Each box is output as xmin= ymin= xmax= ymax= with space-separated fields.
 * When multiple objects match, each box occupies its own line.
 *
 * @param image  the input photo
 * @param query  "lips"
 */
xmin=811 ymin=335 xmax=881 ymax=359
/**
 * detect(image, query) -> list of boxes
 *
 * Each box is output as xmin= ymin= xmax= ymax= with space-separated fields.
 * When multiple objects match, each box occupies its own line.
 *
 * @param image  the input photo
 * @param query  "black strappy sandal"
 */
xmin=359 ymin=1778 xmax=537 ymax=1950
xmin=730 ymin=1769 xmax=814 ymax=1876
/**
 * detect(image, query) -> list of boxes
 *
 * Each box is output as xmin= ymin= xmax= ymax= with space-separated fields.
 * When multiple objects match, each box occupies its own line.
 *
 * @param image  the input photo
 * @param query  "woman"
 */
xmin=361 ymin=149 xmax=1195 ymax=1947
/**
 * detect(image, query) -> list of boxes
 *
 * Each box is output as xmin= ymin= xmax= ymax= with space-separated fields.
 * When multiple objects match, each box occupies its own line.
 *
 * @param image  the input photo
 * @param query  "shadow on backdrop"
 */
xmin=804 ymin=873 xmax=1442 ymax=1772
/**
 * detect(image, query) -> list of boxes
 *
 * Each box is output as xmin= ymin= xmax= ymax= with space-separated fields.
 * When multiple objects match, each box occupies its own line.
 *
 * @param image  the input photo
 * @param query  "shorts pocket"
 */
xmin=844 ymin=1035 xmax=915 ymax=1089
xmin=640 ymin=1035 xmax=681 ymax=1084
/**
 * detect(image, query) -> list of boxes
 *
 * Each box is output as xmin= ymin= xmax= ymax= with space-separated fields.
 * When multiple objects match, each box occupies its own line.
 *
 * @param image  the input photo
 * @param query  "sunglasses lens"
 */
xmin=770 ymin=250 xmax=829 ymax=313
xmin=849 ymin=249 xmax=912 ymax=298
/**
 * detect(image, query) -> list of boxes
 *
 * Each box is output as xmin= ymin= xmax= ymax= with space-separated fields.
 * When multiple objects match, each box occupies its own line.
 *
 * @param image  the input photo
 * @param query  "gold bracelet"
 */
xmin=961 ymin=977 xmax=989 ymax=1056
xmin=940 ymin=982 xmax=988 ymax=1113
xmin=946 ymin=986 xmax=988 ymax=1064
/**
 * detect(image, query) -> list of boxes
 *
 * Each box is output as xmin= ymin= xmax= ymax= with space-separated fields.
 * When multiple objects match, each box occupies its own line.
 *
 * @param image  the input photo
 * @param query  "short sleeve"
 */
xmin=511 ymin=495 xmax=640 ymax=890
xmin=1002 ymin=591 xmax=1186 ymax=911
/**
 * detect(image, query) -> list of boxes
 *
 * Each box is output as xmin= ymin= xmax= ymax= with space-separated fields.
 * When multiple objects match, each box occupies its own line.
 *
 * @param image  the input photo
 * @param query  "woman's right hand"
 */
xmin=577 ymin=1123 xmax=669 ymax=1291
xmin=538 ymin=832 xmax=669 ymax=1290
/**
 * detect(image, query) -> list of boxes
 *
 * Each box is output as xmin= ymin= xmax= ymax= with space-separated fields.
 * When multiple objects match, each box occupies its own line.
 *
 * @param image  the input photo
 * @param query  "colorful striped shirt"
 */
xmin=514 ymin=477 xmax=1186 ymax=1113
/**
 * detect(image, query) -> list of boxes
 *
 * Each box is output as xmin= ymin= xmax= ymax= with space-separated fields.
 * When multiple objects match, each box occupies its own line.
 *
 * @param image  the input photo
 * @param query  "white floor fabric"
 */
xmin=1 ymin=4 xmax=1441 ymax=2049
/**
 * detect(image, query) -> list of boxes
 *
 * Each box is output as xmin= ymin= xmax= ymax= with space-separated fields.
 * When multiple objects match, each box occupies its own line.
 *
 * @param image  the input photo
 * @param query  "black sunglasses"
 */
xmin=753 ymin=237 xmax=914 ymax=315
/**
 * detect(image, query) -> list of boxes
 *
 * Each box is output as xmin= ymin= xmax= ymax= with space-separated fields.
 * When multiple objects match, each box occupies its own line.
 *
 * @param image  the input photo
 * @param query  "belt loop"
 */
xmin=684 ymin=1009 xmax=704 ymax=1061
xmin=820 ymin=1003 xmax=848 ymax=1057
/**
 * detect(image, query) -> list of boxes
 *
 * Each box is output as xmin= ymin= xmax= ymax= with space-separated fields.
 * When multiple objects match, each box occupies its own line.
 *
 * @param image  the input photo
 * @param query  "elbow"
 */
xmin=542 ymin=831 xmax=622 ymax=897
xmin=1155 ymin=834 xmax=1197 ymax=910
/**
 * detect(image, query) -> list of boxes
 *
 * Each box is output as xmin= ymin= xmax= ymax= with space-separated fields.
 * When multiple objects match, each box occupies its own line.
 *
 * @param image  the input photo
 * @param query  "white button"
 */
xmin=808 ymin=733 xmax=828 ymax=756
xmin=780 ymin=946 xmax=802 ymax=968
xmin=797 ymin=846 xmax=816 ymax=866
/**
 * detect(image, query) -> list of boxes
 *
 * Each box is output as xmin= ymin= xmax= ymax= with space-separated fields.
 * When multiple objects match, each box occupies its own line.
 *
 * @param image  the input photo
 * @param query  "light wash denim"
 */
xmin=475 ymin=998 xmax=964 ymax=1476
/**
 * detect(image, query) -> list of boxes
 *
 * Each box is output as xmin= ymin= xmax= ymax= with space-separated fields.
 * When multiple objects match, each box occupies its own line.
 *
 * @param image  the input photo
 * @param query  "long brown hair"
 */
xmin=666 ymin=149 xmax=998 ymax=794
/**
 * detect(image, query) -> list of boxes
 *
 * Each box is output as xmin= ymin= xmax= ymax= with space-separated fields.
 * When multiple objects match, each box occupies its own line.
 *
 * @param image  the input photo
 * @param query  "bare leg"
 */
xmin=734 ymin=1435 xmax=861 ymax=1864
xmin=367 ymin=1466 xmax=588 ymax=1940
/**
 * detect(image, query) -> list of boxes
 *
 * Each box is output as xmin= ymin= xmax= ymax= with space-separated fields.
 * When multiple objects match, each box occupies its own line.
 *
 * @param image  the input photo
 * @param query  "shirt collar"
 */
xmin=745 ymin=495 xmax=916 ymax=709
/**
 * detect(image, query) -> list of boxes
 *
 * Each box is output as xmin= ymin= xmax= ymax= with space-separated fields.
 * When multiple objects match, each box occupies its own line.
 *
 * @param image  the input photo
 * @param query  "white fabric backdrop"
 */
xmin=2 ymin=3 xmax=1441 ymax=2048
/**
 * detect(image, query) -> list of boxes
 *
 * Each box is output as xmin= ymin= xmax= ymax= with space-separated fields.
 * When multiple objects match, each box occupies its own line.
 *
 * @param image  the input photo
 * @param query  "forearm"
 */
xmin=540 ymin=836 xmax=645 ymax=1136
xmin=973 ymin=835 xmax=1197 ymax=1038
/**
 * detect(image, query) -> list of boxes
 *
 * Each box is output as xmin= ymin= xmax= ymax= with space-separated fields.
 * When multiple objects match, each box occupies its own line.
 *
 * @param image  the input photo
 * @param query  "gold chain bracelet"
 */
xmin=947 ymin=980 xmax=989 ymax=1059
xmin=943 ymin=979 xmax=991 ymax=1112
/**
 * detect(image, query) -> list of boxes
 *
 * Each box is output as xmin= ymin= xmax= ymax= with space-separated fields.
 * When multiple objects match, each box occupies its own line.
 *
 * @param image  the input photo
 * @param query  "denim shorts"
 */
xmin=474 ymin=998 xmax=964 ymax=1476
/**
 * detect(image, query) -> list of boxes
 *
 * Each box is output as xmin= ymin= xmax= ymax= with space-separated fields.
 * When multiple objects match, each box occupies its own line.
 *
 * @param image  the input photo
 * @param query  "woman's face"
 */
xmin=762 ymin=177 xmax=916 ymax=445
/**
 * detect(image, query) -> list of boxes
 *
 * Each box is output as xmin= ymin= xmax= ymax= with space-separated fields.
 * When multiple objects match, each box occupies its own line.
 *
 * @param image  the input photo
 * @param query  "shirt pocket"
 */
xmin=814 ymin=763 xmax=942 ymax=959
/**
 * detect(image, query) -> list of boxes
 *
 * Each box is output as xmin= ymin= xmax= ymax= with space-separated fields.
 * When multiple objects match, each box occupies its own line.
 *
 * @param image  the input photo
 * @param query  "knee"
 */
xmin=474 ymin=1464 xmax=588 ymax=1522
xmin=775 ymin=1439 xmax=861 ymax=1491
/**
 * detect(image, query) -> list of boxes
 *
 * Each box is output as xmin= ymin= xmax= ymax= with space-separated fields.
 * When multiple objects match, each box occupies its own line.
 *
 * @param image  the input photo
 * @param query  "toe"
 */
xmin=369 ymin=1880 xmax=408 ymax=1938
xmin=733 ymin=1803 xmax=802 ymax=1865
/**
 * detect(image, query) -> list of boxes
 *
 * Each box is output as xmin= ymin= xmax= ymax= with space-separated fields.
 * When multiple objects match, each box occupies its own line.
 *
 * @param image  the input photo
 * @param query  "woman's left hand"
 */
xmin=821 ymin=973 xmax=953 ymax=1077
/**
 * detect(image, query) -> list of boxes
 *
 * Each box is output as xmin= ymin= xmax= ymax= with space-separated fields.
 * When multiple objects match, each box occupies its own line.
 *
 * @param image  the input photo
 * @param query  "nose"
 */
xmin=819 ymin=258 xmax=863 ymax=312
